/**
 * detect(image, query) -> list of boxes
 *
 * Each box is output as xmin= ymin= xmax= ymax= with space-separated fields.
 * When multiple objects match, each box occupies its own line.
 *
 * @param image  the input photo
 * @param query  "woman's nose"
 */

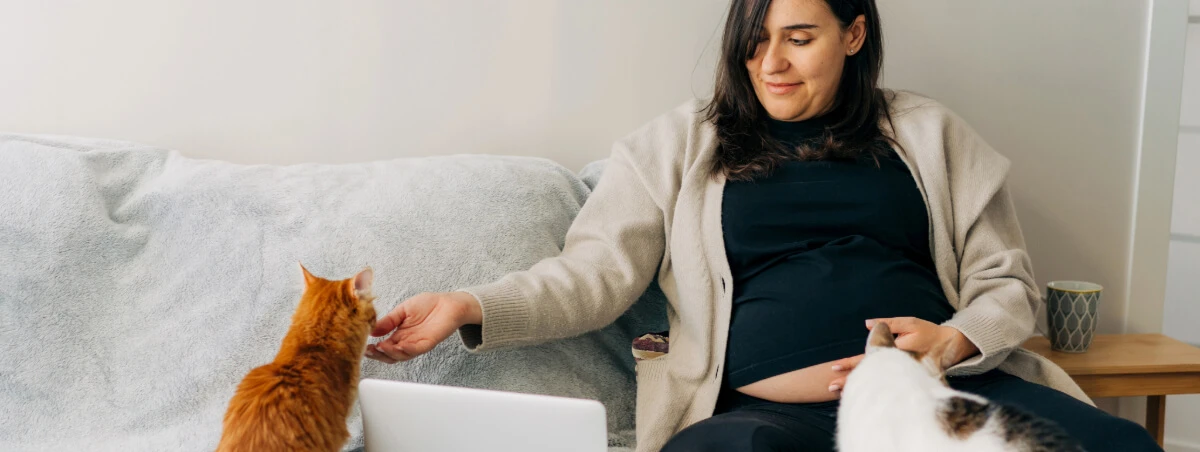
xmin=760 ymin=40 xmax=789 ymax=75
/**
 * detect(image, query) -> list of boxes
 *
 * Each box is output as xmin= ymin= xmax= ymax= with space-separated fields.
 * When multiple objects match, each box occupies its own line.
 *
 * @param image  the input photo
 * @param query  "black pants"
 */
xmin=660 ymin=371 xmax=1160 ymax=452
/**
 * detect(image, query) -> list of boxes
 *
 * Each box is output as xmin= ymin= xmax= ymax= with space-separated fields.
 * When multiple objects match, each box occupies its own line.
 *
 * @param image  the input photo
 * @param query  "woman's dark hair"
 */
xmin=704 ymin=0 xmax=897 ymax=181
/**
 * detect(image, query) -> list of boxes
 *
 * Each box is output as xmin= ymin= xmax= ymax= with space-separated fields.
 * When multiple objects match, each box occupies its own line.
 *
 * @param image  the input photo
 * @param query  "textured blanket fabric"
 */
xmin=0 ymin=134 xmax=663 ymax=451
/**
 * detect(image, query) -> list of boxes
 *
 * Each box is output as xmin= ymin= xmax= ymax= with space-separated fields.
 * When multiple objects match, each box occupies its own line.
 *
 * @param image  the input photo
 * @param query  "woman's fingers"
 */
xmin=365 ymin=303 xmax=413 ymax=362
xmin=829 ymin=377 xmax=846 ymax=393
xmin=830 ymin=354 xmax=864 ymax=372
xmin=866 ymin=316 xmax=923 ymax=333
xmin=893 ymin=333 xmax=922 ymax=351
xmin=372 ymin=335 xmax=419 ymax=362
xmin=372 ymin=304 xmax=408 ymax=337
xmin=866 ymin=317 xmax=944 ymax=353
xmin=364 ymin=344 xmax=398 ymax=364
xmin=828 ymin=353 xmax=864 ymax=393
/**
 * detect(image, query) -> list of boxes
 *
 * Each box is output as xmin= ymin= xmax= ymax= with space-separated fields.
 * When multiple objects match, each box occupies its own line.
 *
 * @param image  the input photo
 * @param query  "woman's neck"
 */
xmin=766 ymin=113 xmax=832 ymax=146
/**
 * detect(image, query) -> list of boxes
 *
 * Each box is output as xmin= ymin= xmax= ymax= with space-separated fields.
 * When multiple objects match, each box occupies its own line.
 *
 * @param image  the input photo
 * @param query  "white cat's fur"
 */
xmin=837 ymin=324 xmax=1014 ymax=452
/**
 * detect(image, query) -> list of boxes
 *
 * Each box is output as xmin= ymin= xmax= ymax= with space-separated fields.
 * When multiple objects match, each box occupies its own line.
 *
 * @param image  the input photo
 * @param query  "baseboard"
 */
xmin=1167 ymin=438 xmax=1200 ymax=452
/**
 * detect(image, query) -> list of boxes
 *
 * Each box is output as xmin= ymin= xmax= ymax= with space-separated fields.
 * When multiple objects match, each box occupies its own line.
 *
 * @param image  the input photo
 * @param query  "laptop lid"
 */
xmin=359 ymin=379 xmax=608 ymax=452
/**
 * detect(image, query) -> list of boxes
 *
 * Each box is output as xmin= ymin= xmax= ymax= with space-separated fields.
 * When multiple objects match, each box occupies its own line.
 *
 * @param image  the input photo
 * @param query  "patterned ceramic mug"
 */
xmin=1046 ymin=281 xmax=1103 ymax=353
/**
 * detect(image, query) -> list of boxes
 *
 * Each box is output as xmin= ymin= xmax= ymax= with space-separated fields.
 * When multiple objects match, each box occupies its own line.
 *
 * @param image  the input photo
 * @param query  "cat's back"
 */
xmin=216 ymin=362 xmax=349 ymax=452
xmin=940 ymin=395 xmax=1084 ymax=452
xmin=839 ymin=389 xmax=1082 ymax=452
xmin=982 ymin=400 xmax=1084 ymax=452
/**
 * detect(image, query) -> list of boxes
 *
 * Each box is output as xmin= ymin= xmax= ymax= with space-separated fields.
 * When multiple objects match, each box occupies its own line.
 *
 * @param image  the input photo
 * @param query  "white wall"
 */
xmin=0 ymin=0 xmax=728 ymax=172
xmin=880 ymin=0 xmax=1160 ymax=335
xmin=1163 ymin=4 xmax=1200 ymax=451
xmin=880 ymin=0 xmax=1188 ymax=429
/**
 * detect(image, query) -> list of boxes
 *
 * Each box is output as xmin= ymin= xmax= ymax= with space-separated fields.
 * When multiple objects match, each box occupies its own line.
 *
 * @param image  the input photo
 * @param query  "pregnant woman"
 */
xmin=366 ymin=1 xmax=1162 ymax=451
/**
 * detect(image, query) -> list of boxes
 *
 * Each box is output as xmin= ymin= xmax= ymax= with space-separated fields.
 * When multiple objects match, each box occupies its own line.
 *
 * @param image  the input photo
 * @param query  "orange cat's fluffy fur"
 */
xmin=216 ymin=265 xmax=378 ymax=452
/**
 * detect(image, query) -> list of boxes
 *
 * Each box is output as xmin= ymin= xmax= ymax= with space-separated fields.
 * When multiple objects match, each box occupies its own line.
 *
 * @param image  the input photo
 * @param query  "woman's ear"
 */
xmin=845 ymin=14 xmax=867 ymax=54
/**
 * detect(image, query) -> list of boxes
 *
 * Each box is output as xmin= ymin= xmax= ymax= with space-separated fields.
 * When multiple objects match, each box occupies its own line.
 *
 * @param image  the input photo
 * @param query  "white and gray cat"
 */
xmin=837 ymin=323 xmax=1084 ymax=452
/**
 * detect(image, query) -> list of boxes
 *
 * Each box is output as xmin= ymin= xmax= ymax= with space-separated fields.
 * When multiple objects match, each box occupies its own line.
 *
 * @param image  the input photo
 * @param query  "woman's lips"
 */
xmin=765 ymin=82 xmax=801 ymax=95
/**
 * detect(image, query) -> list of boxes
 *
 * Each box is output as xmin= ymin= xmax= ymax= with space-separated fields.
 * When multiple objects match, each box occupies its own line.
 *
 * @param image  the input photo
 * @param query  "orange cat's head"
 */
xmin=295 ymin=264 xmax=378 ymax=353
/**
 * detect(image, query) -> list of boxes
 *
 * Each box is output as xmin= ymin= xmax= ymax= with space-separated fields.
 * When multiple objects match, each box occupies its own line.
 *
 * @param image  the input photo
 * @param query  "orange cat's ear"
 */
xmin=299 ymin=262 xmax=318 ymax=286
xmin=351 ymin=267 xmax=374 ymax=300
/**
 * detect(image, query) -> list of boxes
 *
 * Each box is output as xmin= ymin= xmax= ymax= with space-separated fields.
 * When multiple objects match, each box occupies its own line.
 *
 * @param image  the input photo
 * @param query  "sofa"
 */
xmin=0 ymin=133 xmax=667 ymax=451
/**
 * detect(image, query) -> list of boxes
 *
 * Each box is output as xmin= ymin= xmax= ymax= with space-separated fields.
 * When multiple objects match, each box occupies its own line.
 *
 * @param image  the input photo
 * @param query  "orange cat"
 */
xmin=216 ymin=265 xmax=378 ymax=452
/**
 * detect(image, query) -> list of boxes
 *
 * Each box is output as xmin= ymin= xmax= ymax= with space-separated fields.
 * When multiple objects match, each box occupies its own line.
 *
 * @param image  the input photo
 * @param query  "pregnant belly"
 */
xmin=724 ymin=242 xmax=951 ymax=402
xmin=734 ymin=357 xmax=849 ymax=403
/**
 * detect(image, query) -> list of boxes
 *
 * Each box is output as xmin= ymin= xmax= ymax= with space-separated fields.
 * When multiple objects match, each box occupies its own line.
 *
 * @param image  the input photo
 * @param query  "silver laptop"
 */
xmin=359 ymin=379 xmax=608 ymax=452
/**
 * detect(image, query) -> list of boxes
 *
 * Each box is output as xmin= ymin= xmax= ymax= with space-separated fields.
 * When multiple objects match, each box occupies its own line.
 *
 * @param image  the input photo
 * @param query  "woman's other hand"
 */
xmin=826 ymin=317 xmax=979 ymax=393
xmin=866 ymin=317 xmax=978 ymax=364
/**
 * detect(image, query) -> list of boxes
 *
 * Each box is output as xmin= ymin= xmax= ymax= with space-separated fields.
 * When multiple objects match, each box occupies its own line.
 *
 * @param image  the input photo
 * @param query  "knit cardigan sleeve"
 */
xmin=454 ymin=142 xmax=667 ymax=351
xmin=942 ymin=183 xmax=1040 ymax=374
xmin=936 ymin=111 xmax=1041 ymax=375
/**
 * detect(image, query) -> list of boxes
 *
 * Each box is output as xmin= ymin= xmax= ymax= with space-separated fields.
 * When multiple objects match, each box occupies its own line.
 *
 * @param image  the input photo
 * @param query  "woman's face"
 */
xmin=746 ymin=0 xmax=865 ymax=122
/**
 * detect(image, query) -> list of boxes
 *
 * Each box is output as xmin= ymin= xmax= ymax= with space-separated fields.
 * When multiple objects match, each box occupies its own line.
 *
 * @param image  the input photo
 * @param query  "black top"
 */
xmin=721 ymin=116 xmax=955 ymax=389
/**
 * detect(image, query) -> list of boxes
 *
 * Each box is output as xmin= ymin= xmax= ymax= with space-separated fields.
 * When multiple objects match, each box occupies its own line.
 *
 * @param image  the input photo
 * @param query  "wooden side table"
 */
xmin=1024 ymin=334 xmax=1200 ymax=446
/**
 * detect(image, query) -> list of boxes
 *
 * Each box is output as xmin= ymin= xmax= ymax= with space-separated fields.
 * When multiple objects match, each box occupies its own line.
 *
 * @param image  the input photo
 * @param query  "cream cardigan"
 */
xmin=460 ymin=91 xmax=1089 ymax=452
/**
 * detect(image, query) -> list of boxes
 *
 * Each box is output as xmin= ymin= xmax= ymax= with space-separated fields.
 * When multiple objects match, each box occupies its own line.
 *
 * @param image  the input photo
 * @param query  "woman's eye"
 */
xmin=790 ymin=38 xmax=811 ymax=46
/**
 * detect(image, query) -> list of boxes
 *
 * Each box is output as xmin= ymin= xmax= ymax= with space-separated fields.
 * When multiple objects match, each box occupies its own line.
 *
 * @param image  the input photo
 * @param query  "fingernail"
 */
xmin=828 ymin=384 xmax=840 ymax=392
xmin=865 ymin=319 xmax=876 ymax=328
xmin=832 ymin=365 xmax=844 ymax=371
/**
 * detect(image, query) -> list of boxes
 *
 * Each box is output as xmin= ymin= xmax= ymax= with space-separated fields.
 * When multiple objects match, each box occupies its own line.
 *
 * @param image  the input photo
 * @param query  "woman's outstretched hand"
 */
xmin=364 ymin=291 xmax=483 ymax=364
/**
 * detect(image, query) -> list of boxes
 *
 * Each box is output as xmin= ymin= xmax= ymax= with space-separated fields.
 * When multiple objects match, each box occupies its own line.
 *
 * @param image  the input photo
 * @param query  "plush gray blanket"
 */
xmin=0 ymin=134 xmax=664 ymax=451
